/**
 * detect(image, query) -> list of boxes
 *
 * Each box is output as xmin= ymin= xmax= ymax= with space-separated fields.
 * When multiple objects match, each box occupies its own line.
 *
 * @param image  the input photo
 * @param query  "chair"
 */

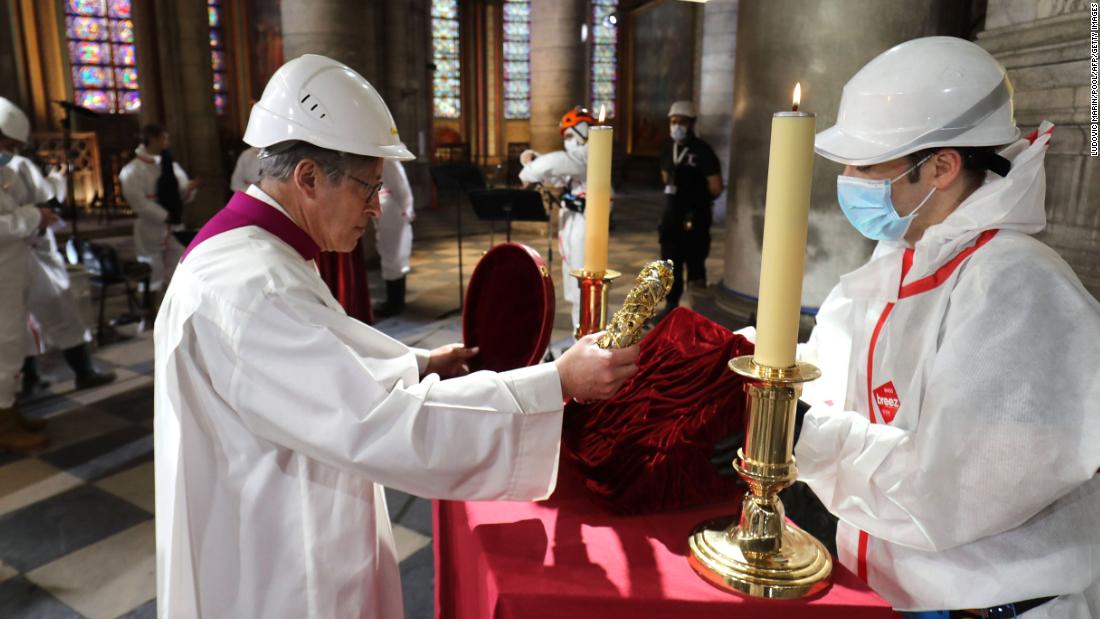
xmin=66 ymin=238 xmax=152 ymax=344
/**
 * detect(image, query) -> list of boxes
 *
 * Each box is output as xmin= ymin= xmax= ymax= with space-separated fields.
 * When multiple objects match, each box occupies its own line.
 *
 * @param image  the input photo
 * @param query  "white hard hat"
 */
xmin=0 ymin=97 xmax=31 ymax=144
xmin=668 ymin=100 xmax=697 ymax=118
xmin=815 ymin=36 xmax=1020 ymax=166
xmin=244 ymin=54 xmax=414 ymax=160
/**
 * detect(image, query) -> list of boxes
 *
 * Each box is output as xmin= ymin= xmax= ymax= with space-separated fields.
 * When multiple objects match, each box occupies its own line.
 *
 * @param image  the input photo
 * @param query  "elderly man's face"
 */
xmin=311 ymin=157 xmax=384 ymax=252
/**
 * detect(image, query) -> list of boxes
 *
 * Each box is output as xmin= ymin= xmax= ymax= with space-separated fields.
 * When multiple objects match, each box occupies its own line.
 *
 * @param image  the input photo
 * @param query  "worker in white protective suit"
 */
xmin=0 ymin=98 xmax=56 ymax=452
xmin=0 ymin=100 xmax=116 ymax=398
xmin=373 ymin=158 xmax=414 ymax=318
xmin=519 ymin=106 xmax=596 ymax=335
xmin=724 ymin=37 xmax=1100 ymax=617
xmin=154 ymin=54 xmax=639 ymax=619
xmin=229 ymin=145 xmax=261 ymax=193
xmin=119 ymin=124 xmax=198 ymax=293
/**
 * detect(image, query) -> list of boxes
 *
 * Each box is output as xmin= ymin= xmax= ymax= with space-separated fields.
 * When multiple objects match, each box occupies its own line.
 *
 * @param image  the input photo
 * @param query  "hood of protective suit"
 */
xmin=841 ymin=122 xmax=1052 ymax=301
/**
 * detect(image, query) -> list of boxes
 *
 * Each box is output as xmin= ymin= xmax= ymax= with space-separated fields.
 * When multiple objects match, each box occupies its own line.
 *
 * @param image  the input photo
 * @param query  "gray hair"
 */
xmin=258 ymin=141 xmax=374 ymax=184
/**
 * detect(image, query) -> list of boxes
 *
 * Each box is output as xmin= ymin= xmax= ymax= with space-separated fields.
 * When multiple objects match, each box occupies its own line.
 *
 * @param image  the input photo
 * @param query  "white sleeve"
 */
xmin=0 ymin=202 xmax=42 ymax=240
xmin=230 ymin=152 xmax=252 ymax=194
xmin=13 ymin=158 xmax=54 ymax=204
xmin=223 ymin=293 xmax=565 ymax=501
xmin=795 ymin=255 xmax=1100 ymax=552
xmin=120 ymin=167 xmax=168 ymax=223
xmin=383 ymin=160 xmax=414 ymax=219
xmin=173 ymin=163 xmax=195 ymax=204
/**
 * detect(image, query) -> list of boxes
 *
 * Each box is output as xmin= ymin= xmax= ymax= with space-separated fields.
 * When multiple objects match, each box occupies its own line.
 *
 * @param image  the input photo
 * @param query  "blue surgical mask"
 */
xmin=0 ymin=151 xmax=13 ymax=166
xmin=670 ymin=124 xmax=688 ymax=142
xmin=836 ymin=155 xmax=936 ymax=241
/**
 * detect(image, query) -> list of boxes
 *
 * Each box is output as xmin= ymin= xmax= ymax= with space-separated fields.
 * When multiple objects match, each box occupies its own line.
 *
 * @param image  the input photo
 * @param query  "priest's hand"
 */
xmin=555 ymin=333 xmax=640 ymax=402
xmin=425 ymin=344 xmax=479 ymax=379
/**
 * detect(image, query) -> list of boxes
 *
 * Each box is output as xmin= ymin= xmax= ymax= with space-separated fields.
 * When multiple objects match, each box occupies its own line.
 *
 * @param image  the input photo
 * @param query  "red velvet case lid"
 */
xmin=463 ymin=242 xmax=555 ymax=373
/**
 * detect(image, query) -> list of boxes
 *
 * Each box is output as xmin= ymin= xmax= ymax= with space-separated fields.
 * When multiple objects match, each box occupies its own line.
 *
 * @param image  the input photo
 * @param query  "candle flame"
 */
xmin=598 ymin=104 xmax=607 ymax=123
xmin=792 ymin=82 xmax=801 ymax=111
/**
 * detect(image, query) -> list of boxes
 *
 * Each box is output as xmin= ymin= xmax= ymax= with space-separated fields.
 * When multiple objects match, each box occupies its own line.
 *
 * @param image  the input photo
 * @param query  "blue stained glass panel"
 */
xmin=209 ymin=29 xmax=222 ymax=49
xmin=208 ymin=6 xmax=220 ymax=28
xmin=211 ymin=50 xmax=225 ymax=71
xmin=120 ymin=90 xmax=141 ymax=112
xmin=69 ymin=41 xmax=109 ymax=64
xmin=72 ymin=65 xmax=112 ymax=88
xmin=113 ymin=44 xmax=136 ymax=66
xmin=76 ymin=89 xmax=115 ymax=111
xmin=431 ymin=0 xmax=457 ymax=19
xmin=214 ymin=93 xmax=227 ymax=114
xmin=107 ymin=0 xmax=131 ymax=18
xmin=212 ymin=72 xmax=226 ymax=92
xmin=110 ymin=19 xmax=134 ymax=42
xmin=67 ymin=16 xmax=109 ymax=41
xmin=68 ymin=0 xmax=106 ymax=16
xmin=115 ymin=67 xmax=139 ymax=89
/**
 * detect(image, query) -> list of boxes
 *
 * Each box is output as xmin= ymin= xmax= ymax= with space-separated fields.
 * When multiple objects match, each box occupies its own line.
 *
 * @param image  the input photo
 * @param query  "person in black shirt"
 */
xmin=658 ymin=100 xmax=723 ymax=313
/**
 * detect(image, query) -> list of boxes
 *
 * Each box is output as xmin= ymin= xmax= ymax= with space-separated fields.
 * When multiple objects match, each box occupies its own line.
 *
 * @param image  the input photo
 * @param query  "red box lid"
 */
xmin=463 ymin=243 xmax=555 ymax=372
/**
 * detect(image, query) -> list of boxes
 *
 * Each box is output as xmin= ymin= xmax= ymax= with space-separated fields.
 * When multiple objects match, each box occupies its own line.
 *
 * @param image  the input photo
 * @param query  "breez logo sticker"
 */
xmin=873 ymin=381 xmax=901 ymax=424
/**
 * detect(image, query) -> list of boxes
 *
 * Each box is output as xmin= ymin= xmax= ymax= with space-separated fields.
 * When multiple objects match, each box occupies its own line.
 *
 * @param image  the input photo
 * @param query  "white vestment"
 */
xmin=375 ymin=159 xmax=414 ymax=281
xmin=119 ymin=145 xmax=192 ymax=290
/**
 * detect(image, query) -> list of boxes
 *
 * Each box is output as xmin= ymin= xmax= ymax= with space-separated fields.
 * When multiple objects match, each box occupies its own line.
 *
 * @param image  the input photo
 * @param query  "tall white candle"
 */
xmin=583 ymin=107 xmax=612 ymax=275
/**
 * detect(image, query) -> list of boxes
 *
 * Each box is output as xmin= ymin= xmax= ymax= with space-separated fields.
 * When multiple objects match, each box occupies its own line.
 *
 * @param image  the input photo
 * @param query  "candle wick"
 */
xmin=792 ymin=103 xmax=799 ymax=112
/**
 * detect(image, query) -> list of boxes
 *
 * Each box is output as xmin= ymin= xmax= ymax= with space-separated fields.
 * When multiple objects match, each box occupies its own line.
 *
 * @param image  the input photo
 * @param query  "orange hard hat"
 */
xmin=559 ymin=106 xmax=596 ymax=139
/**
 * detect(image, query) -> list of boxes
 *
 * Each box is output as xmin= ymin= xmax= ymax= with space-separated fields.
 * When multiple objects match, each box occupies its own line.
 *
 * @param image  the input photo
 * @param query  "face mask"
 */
xmin=670 ymin=124 xmax=688 ymax=142
xmin=564 ymin=137 xmax=587 ymax=162
xmin=836 ymin=155 xmax=936 ymax=241
xmin=0 ymin=151 xmax=13 ymax=166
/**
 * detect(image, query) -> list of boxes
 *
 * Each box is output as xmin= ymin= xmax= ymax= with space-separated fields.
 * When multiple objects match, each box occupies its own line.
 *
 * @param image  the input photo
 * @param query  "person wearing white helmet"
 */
xmin=721 ymin=37 xmax=1100 ymax=617
xmin=229 ymin=145 xmax=262 ymax=193
xmin=519 ymin=106 xmax=596 ymax=334
xmin=658 ymin=100 xmax=722 ymax=316
xmin=373 ymin=157 xmax=414 ymax=318
xmin=119 ymin=124 xmax=199 ymax=294
xmin=0 ymin=97 xmax=57 ymax=453
xmin=153 ymin=54 xmax=639 ymax=619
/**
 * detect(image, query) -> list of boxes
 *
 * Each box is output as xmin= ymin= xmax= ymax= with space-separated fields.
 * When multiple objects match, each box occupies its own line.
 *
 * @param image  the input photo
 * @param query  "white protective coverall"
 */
xmin=4 ymin=155 xmax=90 ymax=353
xmin=119 ymin=144 xmax=192 ymax=290
xmin=229 ymin=146 xmax=262 ymax=194
xmin=790 ymin=127 xmax=1100 ymax=614
xmin=0 ymin=168 xmax=38 ymax=407
xmin=375 ymin=158 xmax=414 ymax=281
xmin=154 ymin=185 xmax=565 ymax=618
xmin=519 ymin=149 xmax=586 ymax=330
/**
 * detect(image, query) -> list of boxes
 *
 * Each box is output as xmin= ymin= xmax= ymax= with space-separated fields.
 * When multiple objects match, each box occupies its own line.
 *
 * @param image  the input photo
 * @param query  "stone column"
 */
xmin=718 ymin=0 xmax=979 ymax=322
xmin=529 ymin=0 xmax=587 ymax=152
xmin=695 ymin=0 xmax=738 ymax=223
xmin=149 ymin=0 xmax=228 ymax=225
xmin=978 ymin=1 xmax=1099 ymax=298
xmin=380 ymin=0 xmax=432 ymax=208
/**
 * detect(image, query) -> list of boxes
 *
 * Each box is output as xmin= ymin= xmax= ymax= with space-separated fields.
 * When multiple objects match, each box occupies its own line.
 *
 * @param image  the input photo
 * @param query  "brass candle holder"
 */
xmin=688 ymin=356 xmax=832 ymax=599
xmin=571 ymin=269 xmax=622 ymax=338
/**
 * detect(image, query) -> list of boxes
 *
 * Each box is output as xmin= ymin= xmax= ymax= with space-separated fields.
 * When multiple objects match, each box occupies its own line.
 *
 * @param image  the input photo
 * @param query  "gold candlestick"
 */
xmin=571 ymin=269 xmax=622 ymax=338
xmin=688 ymin=356 xmax=831 ymax=598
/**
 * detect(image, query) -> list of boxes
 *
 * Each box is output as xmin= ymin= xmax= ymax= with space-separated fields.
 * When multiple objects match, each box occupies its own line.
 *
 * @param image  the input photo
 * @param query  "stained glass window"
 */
xmin=501 ymin=0 xmax=530 ymax=119
xmin=432 ymin=0 xmax=461 ymax=119
xmin=590 ymin=0 xmax=618 ymax=118
xmin=208 ymin=0 xmax=227 ymax=114
xmin=65 ymin=0 xmax=140 ymax=113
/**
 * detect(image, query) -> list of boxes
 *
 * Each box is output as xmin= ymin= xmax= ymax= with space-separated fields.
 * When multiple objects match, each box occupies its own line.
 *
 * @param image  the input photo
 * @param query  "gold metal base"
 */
xmin=688 ymin=516 xmax=832 ymax=599
xmin=571 ymin=269 xmax=622 ymax=338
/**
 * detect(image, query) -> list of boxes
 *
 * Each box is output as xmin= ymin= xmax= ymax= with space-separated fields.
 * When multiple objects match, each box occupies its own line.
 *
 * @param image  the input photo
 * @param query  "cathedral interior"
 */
xmin=0 ymin=0 xmax=1096 ymax=617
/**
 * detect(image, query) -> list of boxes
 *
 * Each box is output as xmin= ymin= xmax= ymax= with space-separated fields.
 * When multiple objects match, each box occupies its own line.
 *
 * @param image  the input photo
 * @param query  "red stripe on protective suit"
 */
xmin=856 ymin=229 xmax=999 ymax=584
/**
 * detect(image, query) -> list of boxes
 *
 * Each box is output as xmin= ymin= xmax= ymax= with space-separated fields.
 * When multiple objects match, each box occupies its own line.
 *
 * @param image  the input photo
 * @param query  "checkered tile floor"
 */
xmin=0 ymin=185 xmax=731 ymax=618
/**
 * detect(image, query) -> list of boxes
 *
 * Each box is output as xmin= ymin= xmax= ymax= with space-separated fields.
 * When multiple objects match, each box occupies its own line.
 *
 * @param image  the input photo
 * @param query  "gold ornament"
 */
xmin=596 ymin=260 xmax=673 ymax=349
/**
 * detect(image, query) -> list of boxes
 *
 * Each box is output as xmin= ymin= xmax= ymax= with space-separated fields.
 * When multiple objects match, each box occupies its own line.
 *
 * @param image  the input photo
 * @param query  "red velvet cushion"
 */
xmin=562 ymin=308 xmax=754 ymax=514
xmin=463 ymin=243 xmax=555 ymax=372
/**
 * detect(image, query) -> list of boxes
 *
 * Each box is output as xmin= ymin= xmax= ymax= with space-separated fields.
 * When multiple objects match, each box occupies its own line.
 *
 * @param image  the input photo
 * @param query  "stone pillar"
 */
xmin=718 ymin=0 xmax=978 ymax=321
xmin=380 ymin=0 xmax=432 ymax=208
xmin=978 ymin=2 xmax=1100 ymax=298
xmin=529 ymin=0 xmax=587 ymax=152
xmin=695 ymin=0 xmax=738 ymax=223
xmin=148 ymin=0 xmax=228 ymax=225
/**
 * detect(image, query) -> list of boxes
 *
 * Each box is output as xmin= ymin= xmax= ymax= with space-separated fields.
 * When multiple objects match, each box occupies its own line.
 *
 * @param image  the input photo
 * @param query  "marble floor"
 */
xmin=0 ymin=185 xmax=733 ymax=618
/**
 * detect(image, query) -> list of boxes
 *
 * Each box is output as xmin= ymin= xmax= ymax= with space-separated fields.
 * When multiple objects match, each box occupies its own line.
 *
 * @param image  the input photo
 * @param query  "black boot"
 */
xmin=375 ymin=276 xmax=407 ymax=319
xmin=62 ymin=344 xmax=117 ymax=391
xmin=20 ymin=356 xmax=51 ymax=399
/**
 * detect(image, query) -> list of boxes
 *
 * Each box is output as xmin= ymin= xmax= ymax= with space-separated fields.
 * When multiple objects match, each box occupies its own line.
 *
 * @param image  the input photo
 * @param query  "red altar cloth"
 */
xmin=434 ymin=460 xmax=895 ymax=619
xmin=317 ymin=244 xmax=374 ymax=324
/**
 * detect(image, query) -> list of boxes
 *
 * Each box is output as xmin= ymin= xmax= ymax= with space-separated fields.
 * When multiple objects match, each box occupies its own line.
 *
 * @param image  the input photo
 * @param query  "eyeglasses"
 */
xmin=338 ymin=169 xmax=383 ymax=205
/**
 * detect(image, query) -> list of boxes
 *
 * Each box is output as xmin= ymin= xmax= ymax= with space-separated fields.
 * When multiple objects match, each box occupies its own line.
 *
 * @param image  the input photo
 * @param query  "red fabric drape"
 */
xmin=563 ymin=308 xmax=754 ymax=514
xmin=317 ymin=244 xmax=374 ymax=324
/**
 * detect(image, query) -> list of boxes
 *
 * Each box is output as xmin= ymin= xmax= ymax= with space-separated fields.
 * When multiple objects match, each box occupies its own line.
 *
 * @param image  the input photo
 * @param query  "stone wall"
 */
xmin=978 ymin=0 xmax=1100 ymax=297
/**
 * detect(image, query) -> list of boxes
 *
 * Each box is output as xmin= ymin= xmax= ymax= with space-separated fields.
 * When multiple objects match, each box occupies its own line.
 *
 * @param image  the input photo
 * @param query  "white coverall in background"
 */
xmin=375 ymin=158 xmax=414 ymax=282
xmin=519 ymin=149 xmax=586 ymax=332
xmin=0 ymin=168 xmax=38 ymax=408
xmin=229 ymin=146 xmax=262 ymax=194
xmin=791 ymin=129 xmax=1100 ymax=615
xmin=3 ymin=154 xmax=90 ymax=354
xmin=119 ymin=144 xmax=193 ymax=290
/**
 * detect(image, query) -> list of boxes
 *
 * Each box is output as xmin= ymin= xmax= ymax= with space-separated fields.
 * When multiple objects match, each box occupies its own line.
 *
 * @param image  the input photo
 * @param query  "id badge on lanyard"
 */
xmin=666 ymin=144 xmax=689 ymax=195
